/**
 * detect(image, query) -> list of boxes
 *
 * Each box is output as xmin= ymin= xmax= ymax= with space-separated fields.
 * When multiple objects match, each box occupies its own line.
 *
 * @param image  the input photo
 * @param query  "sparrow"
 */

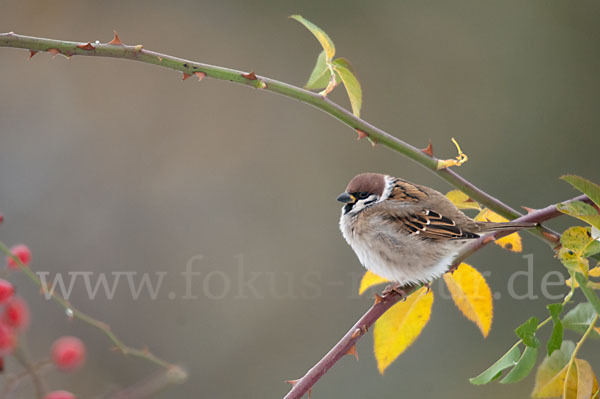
xmin=337 ymin=173 xmax=536 ymax=287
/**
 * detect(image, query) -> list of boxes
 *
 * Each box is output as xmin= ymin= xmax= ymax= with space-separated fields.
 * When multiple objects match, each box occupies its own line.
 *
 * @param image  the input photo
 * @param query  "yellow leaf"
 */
xmin=443 ymin=263 xmax=493 ymax=337
xmin=373 ymin=287 xmax=434 ymax=374
xmin=566 ymin=267 xmax=600 ymax=288
xmin=572 ymin=359 xmax=597 ymax=399
xmin=475 ymin=208 xmax=523 ymax=252
xmin=290 ymin=15 xmax=336 ymax=61
xmin=533 ymin=364 xmax=573 ymax=398
xmin=358 ymin=271 xmax=389 ymax=295
xmin=446 ymin=190 xmax=481 ymax=210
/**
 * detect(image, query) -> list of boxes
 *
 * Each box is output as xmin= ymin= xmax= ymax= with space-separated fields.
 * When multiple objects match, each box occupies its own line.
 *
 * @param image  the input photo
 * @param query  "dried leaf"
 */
xmin=358 ymin=270 xmax=388 ymax=295
xmin=373 ymin=287 xmax=433 ymax=374
xmin=443 ymin=263 xmax=493 ymax=337
xmin=436 ymin=138 xmax=468 ymax=169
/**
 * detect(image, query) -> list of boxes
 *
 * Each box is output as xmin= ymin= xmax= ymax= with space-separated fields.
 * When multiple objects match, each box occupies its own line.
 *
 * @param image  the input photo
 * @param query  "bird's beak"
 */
xmin=337 ymin=192 xmax=356 ymax=203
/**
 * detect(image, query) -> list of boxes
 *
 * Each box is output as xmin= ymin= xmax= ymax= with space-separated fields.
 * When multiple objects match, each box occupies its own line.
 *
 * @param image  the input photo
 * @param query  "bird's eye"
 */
xmin=357 ymin=192 xmax=370 ymax=199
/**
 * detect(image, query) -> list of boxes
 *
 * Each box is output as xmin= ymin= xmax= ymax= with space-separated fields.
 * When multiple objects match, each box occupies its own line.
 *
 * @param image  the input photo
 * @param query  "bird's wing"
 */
xmin=379 ymin=208 xmax=480 ymax=240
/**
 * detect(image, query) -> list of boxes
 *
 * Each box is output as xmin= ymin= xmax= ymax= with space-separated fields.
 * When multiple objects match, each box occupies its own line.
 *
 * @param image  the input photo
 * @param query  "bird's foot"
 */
xmin=382 ymin=283 xmax=408 ymax=300
xmin=423 ymin=282 xmax=431 ymax=294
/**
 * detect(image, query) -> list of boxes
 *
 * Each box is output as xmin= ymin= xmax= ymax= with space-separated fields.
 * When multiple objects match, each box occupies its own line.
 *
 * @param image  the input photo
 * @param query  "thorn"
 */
xmin=258 ymin=80 xmax=267 ymax=89
xmin=521 ymin=206 xmax=536 ymax=214
xmin=542 ymin=231 xmax=560 ymax=243
xmin=374 ymin=293 xmax=384 ymax=304
xmin=47 ymin=48 xmax=60 ymax=56
xmin=367 ymin=137 xmax=377 ymax=147
xmin=134 ymin=44 xmax=143 ymax=52
xmin=28 ymin=50 xmax=38 ymax=59
xmin=157 ymin=56 xmax=163 ymax=62
xmin=421 ymin=140 xmax=434 ymax=157
xmin=355 ymin=129 xmax=368 ymax=140
xmin=482 ymin=235 xmax=496 ymax=245
xmin=346 ymin=344 xmax=359 ymax=361
xmin=194 ymin=72 xmax=206 ymax=81
xmin=182 ymin=73 xmax=192 ymax=81
xmin=242 ymin=71 xmax=257 ymax=80
xmin=76 ymin=42 xmax=95 ymax=50
xmin=285 ymin=379 xmax=298 ymax=386
xmin=108 ymin=31 xmax=123 ymax=45
xmin=110 ymin=346 xmax=120 ymax=352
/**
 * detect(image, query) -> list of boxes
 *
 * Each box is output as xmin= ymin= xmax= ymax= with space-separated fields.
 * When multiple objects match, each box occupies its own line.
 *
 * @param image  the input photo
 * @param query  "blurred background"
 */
xmin=1 ymin=0 xmax=600 ymax=397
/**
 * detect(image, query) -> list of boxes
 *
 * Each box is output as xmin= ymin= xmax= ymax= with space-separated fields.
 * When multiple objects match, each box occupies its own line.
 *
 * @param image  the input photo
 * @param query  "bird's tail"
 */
xmin=478 ymin=221 xmax=538 ymax=232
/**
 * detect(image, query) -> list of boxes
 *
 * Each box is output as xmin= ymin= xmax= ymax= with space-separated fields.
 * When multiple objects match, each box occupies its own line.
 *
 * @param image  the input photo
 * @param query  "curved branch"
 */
xmin=283 ymin=194 xmax=588 ymax=399
xmin=0 ymin=32 xmax=557 ymax=246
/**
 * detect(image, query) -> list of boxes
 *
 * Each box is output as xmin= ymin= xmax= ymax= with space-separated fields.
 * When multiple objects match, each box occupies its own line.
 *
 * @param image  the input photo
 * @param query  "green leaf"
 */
xmin=557 ymin=200 xmax=600 ymax=230
xmin=515 ymin=316 xmax=541 ymax=348
xmin=586 ymin=239 xmax=600 ymax=257
xmin=562 ymin=302 xmax=600 ymax=339
xmin=546 ymin=303 xmax=564 ymax=356
xmin=531 ymin=340 xmax=575 ymax=398
xmin=332 ymin=58 xmax=362 ymax=117
xmin=500 ymin=345 xmax=538 ymax=384
xmin=470 ymin=344 xmax=521 ymax=385
xmin=561 ymin=175 xmax=600 ymax=209
xmin=290 ymin=15 xmax=336 ymax=61
xmin=575 ymin=273 xmax=600 ymax=320
xmin=561 ymin=226 xmax=594 ymax=252
xmin=304 ymin=50 xmax=341 ymax=90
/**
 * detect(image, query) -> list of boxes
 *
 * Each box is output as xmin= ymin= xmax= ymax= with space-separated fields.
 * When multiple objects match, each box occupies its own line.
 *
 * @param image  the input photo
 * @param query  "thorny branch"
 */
xmin=283 ymin=194 xmax=591 ymax=399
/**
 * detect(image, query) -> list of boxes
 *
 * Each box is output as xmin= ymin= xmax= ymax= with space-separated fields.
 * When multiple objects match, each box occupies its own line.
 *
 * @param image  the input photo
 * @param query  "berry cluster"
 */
xmin=4 ymin=243 xmax=86 ymax=398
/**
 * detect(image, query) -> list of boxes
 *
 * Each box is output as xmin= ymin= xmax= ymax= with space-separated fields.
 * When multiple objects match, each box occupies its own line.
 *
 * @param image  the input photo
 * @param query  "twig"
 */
xmin=10 ymin=344 xmax=48 ymax=399
xmin=0 ymin=32 xmax=558 ymax=246
xmin=283 ymin=194 xmax=587 ymax=399
xmin=0 ymin=241 xmax=179 ymax=371
xmin=1 ymin=358 xmax=52 ymax=398
xmin=283 ymin=286 xmax=417 ymax=399
xmin=100 ymin=365 xmax=188 ymax=399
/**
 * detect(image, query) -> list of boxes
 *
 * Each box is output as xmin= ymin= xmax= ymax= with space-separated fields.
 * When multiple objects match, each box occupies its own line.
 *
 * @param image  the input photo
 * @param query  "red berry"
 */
xmin=6 ymin=244 xmax=31 ymax=269
xmin=0 ymin=214 xmax=4 ymax=224
xmin=3 ymin=297 xmax=30 ymax=330
xmin=51 ymin=336 xmax=86 ymax=372
xmin=45 ymin=391 xmax=75 ymax=399
xmin=0 ymin=323 xmax=16 ymax=356
xmin=0 ymin=280 xmax=14 ymax=304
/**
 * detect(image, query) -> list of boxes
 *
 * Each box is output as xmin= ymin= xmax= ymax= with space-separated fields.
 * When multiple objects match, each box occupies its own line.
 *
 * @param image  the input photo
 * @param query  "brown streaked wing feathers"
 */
xmin=400 ymin=210 xmax=480 ymax=240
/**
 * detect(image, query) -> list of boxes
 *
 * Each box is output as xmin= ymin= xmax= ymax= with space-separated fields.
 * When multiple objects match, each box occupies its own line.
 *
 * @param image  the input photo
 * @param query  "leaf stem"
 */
xmin=563 ymin=312 xmax=598 ymax=398
xmin=0 ymin=31 xmax=572 ymax=247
